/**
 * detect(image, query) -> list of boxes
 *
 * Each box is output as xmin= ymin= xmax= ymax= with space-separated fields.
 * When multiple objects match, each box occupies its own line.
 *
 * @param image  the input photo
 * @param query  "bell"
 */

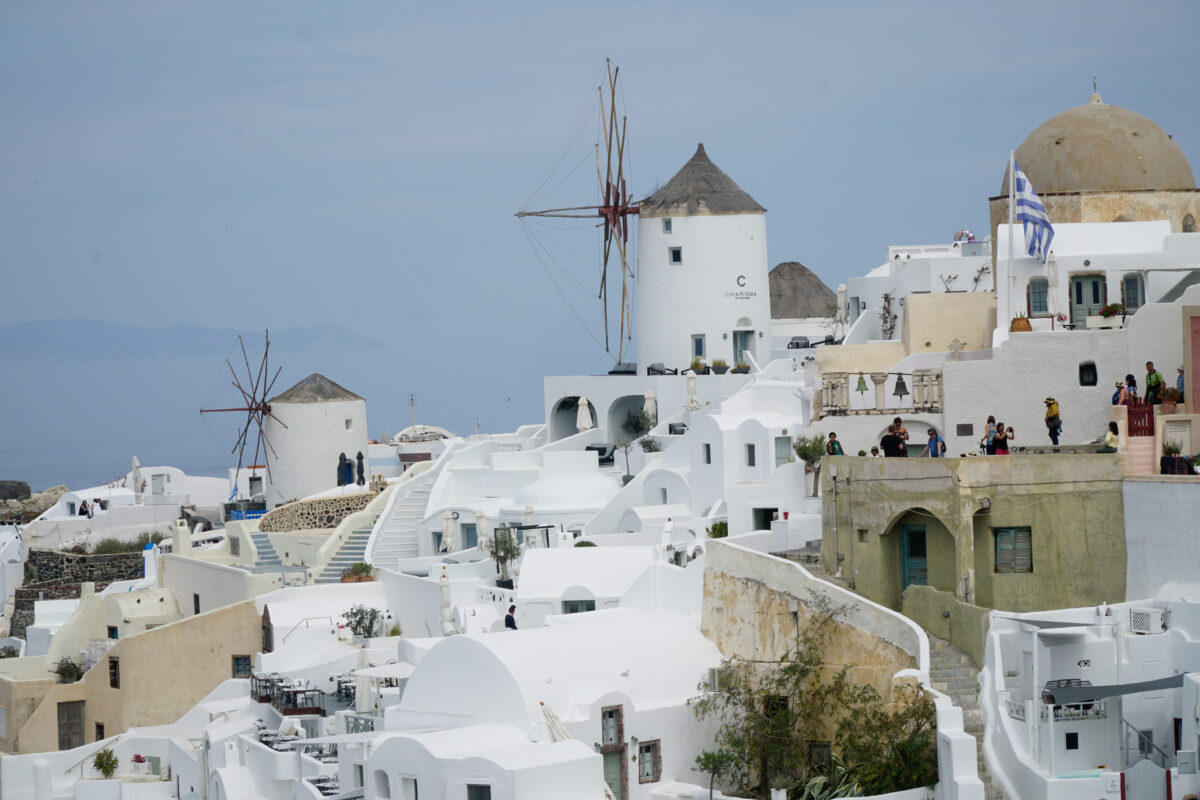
xmin=855 ymin=373 xmax=868 ymax=395
xmin=893 ymin=374 xmax=909 ymax=398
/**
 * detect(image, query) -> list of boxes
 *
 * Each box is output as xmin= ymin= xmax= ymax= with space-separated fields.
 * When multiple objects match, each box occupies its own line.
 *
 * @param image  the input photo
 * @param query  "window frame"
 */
xmin=994 ymin=527 xmax=1033 ymax=574
xmin=561 ymin=599 xmax=596 ymax=615
xmin=466 ymin=786 xmax=492 ymax=800
xmin=662 ymin=218 xmax=672 ymax=234
xmin=1027 ymin=277 xmax=1050 ymax=317
xmin=746 ymin=443 xmax=756 ymax=468
xmin=108 ymin=656 xmax=120 ymax=689
xmin=600 ymin=705 xmax=624 ymax=749
xmin=638 ymin=739 xmax=662 ymax=783
xmin=668 ymin=246 xmax=683 ymax=265
xmin=1121 ymin=272 xmax=1144 ymax=313
xmin=232 ymin=655 xmax=252 ymax=679
xmin=692 ymin=334 xmax=706 ymax=360
xmin=702 ymin=443 xmax=712 ymax=465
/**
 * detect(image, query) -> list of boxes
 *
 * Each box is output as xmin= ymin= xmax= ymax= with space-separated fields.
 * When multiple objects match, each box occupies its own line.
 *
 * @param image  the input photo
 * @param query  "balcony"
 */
xmin=817 ymin=369 xmax=942 ymax=418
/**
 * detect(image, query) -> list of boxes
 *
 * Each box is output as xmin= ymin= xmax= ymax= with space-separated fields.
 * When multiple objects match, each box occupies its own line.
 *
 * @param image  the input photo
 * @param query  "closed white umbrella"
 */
xmin=131 ymin=456 xmax=143 ymax=499
xmin=440 ymin=511 xmax=453 ymax=553
xmin=354 ymin=648 xmax=371 ymax=713
xmin=524 ymin=504 xmax=535 ymax=527
xmin=1046 ymin=252 xmax=1060 ymax=319
xmin=540 ymin=701 xmax=571 ymax=742
xmin=576 ymin=397 xmax=594 ymax=432
xmin=439 ymin=567 xmax=455 ymax=636
xmin=475 ymin=509 xmax=487 ymax=550
xmin=643 ymin=391 xmax=657 ymax=427
xmin=686 ymin=372 xmax=700 ymax=411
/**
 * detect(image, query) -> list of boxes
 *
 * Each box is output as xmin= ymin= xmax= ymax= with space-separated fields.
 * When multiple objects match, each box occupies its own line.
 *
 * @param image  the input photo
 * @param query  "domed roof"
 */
xmin=269 ymin=373 xmax=362 ymax=404
xmin=639 ymin=143 xmax=765 ymax=218
xmin=1002 ymin=93 xmax=1195 ymax=195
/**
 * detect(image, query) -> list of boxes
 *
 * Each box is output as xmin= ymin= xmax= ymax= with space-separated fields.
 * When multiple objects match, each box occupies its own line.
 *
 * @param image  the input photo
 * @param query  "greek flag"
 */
xmin=1014 ymin=160 xmax=1054 ymax=263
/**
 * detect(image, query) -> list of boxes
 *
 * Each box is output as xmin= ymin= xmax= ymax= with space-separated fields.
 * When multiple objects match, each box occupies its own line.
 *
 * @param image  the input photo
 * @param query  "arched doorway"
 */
xmin=880 ymin=509 xmax=956 ymax=609
xmin=550 ymin=397 xmax=597 ymax=441
xmin=608 ymin=394 xmax=650 ymax=440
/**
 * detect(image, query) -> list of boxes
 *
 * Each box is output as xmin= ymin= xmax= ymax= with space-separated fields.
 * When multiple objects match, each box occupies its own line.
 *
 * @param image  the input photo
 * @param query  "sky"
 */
xmin=2 ymin=1 xmax=1199 ymax=488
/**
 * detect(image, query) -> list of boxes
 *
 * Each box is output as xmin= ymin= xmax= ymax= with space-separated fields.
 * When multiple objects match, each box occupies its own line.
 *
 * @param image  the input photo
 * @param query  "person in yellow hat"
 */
xmin=1044 ymin=397 xmax=1062 ymax=445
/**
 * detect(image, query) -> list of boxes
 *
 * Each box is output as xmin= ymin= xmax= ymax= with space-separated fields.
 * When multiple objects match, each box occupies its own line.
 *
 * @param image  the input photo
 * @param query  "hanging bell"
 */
xmin=893 ymin=373 xmax=910 ymax=398
xmin=855 ymin=373 xmax=868 ymax=395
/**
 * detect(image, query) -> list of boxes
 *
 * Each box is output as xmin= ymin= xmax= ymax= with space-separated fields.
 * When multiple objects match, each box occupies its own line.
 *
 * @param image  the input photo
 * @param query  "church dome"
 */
xmin=1002 ymin=93 xmax=1195 ymax=194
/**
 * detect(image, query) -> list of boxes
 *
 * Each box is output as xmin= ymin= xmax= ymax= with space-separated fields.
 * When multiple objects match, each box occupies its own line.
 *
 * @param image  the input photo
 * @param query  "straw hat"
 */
xmin=1044 ymin=396 xmax=1056 ymax=404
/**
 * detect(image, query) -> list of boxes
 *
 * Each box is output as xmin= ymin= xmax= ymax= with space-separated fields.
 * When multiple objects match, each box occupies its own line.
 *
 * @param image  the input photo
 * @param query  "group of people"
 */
xmin=825 ymin=417 xmax=947 ymax=459
xmin=1114 ymin=361 xmax=1182 ymax=406
xmin=76 ymin=498 xmax=104 ymax=518
xmin=980 ymin=415 xmax=1016 ymax=454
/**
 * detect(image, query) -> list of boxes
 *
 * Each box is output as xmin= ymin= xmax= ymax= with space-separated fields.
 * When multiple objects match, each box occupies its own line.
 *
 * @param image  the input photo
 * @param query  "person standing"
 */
xmin=893 ymin=417 xmax=910 ymax=456
xmin=1178 ymin=367 xmax=1186 ymax=395
xmin=981 ymin=415 xmax=998 ymax=453
xmin=1125 ymin=374 xmax=1139 ymax=400
xmin=920 ymin=428 xmax=946 ymax=457
xmin=1146 ymin=362 xmax=1165 ymax=404
xmin=993 ymin=422 xmax=1014 ymax=454
xmin=505 ymin=605 xmax=518 ymax=631
xmin=869 ymin=446 xmax=882 ymax=457
xmin=880 ymin=425 xmax=905 ymax=457
xmin=1044 ymin=397 xmax=1062 ymax=445
xmin=825 ymin=432 xmax=845 ymax=456
xmin=1113 ymin=381 xmax=1130 ymax=406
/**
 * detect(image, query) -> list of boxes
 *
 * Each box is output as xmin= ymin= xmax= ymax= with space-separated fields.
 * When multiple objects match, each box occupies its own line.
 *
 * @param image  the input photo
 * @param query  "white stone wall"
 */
xmin=1123 ymin=479 xmax=1200 ymax=599
xmin=636 ymin=212 xmax=772 ymax=369
xmin=265 ymin=397 xmax=369 ymax=507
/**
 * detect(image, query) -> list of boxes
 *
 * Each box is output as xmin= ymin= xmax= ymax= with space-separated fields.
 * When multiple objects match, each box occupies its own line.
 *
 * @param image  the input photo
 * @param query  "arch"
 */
xmin=607 ymin=394 xmax=650 ymax=439
xmin=373 ymin=769 xmax=392 ymax=799
xmin=735 ymin=316 xmax=753 ymax=328
xmin=1184 ymin=214 xmax=1196 ymax=233
xmin=878 ymin=507 xmax=957 ymax=610
xmin=549 ymin=397 xmax=597 ymax=441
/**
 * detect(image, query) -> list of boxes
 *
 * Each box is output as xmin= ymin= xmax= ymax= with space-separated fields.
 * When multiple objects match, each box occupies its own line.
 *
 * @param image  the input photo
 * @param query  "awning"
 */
xmin=1047 ymin=674 xmax=1186 ymax=705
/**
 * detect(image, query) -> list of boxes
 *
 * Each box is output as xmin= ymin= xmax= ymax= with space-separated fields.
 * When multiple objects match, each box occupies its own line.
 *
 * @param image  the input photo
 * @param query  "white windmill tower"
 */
xmin=635 ymin=143 xmax=772 ymax=370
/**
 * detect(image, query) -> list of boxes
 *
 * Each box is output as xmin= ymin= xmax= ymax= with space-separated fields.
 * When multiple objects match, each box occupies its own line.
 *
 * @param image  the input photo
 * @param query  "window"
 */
xmin=994 ymin=527 xmax=1033 ymax=573
xmin=1028 ymin=277 xmax=1049 ymax=316
xmin=858 ymin=529 xmax=868 ymax=544
xmin=562 ymin=599 xmax=596 ymax=614
xmin=107 ymin=626 xmax=118 ymax=640
xmin=467 ymin=787 xmax=492 ymax=800
xmin=399 ymin=777 xmax=418 ymax=800
xmin=601 ymin=706 xmax=623 ymax=746
xmin=659 ymin=488 xmax=668 ymax=504
xmin=669 ymin=246 xmax=683 ymax=265
xmin=232 ymin=655 xmax=252 ymax=678
xmin=95 ymin=722 xmax=105 ymax=741
xmin=345 ymin=418 xmax=353 ymax=430
xmin=108 ymin=657 xmax=120 ymax=689
xmin=461 ymin=523 xmax=478 ymax=549
xmin=1065 ymin=731 xmax=1079 ymax=750
xmin=774 ymin=436 xmax=793 ymax=467
xmin=1185 ymin=214 xmax=1196 ymax=233
xmin=703 ymin=443 xmax=712 ymax=464
xmin=692 ymin=334 xmax=706 ymax=359
xmin=808 ymin=740 xmax=832 ymax=766
xmin=638 ymin=740 xmax=662 ymax=783
xmin=1122 ymin=273 xmax=1144 ymax=312
xmin=662 ymin=218 xmax=672 ymax=234
xmin=1079 ymin=361 xmax=1098 ymax=386
xmin=746 ymin=444 xmax=756 ymax=467
xmin=764 ymin=694 xmax=789 ymax=718
xmin=431 ymin=531 xmax=443 ymax=552
xmin=193 ymin=593 xmax=200 ymax=615
xmin=248 ymin=475 xmax=263 ymax=497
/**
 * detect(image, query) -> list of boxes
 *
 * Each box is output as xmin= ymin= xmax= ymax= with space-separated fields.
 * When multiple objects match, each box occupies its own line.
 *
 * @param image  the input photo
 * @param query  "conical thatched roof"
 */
xmin=769 ymin=262 xmax=837 ymax=319
xmin=638 ymin=143 xmax=765 ymax=218
xmin=269 ymin=373 xmax=363 ymax=404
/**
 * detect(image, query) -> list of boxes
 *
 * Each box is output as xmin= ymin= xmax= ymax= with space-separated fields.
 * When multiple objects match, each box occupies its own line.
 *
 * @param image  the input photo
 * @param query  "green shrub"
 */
xmin=706 ymin=521 xmax=728 ymax=539
xmin=92 ymin=747 xmax=118 ymax=779
xmin=344 ymin=562 xmax=373 ymax=576
xmin=342 ymin=604 xmax=382 ymax=638
xmin=574 ymin=540 xmax=597 ymax=547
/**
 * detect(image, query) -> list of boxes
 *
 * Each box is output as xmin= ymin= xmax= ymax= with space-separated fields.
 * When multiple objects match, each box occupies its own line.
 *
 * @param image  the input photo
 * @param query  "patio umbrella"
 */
xmin=131 ymin=455 xmax=143 ymax=498
xmin=1046 ymin=252 xmax=1060 ymax=319
xmin=686 ymin=373 xmax=700 ymax=411
xmin=475 ymin=509 xmax=488 ymax=550
xmin=540 ymin=701 xmax=571 ymax=742
xmin=524 ymin=505 xmax=535 ymax=527
xmin=576 ymin=397 xmax=594 ymax=432
xmin=355 ymin=452 xmax=366 ymax=486
xmin=440 ymin=567 xmax=455 ymax=636
xmin=440 ymin=511 xmax=453 ymax=552
xmin=354 ymin=647 xmax=371 ymax=713
xmin=643 ymin=391 xmax=657 ymax=427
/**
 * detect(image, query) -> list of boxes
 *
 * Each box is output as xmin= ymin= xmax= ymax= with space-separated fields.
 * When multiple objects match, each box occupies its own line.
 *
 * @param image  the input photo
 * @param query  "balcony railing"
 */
xmin=345 ymin=713 xmax=376 ymax=734
xmin=1006 ymin=698 xmax=1108 ymax=722
xmin=816 ymin=369 xmax=943 ymax=418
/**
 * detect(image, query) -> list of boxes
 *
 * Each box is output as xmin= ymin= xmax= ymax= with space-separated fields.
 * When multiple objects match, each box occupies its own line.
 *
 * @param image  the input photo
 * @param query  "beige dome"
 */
xmin=1002 ymin=94 xmax=1195 ymax=194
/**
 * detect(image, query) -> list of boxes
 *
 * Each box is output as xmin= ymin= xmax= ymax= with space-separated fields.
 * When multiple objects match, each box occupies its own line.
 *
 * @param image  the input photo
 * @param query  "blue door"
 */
xmin=732 ymin=330 xmax=754 ymax=363
xmin=901 ymin=526 xmax=927 ymax=589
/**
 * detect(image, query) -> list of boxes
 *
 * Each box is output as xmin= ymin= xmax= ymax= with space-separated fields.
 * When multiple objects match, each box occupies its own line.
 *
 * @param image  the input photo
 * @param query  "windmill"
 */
xmin=516 ymin=59 xmax=639 ymax=362
xmin=200 ymin=331 xmax=286 ymax=498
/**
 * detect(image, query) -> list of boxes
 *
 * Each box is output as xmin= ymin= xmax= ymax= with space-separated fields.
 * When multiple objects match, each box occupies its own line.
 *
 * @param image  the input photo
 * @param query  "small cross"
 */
xmin=948 ymin=339 xmax=966 ymax=360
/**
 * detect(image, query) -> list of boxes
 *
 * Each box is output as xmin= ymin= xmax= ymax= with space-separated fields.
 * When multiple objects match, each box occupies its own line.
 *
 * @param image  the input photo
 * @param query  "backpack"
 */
xmin=1112 ymin=388 xmax=1121 ymax=405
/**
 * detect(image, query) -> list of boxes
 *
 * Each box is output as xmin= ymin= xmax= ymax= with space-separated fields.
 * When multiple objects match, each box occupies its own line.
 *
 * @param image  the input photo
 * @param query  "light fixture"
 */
xmin=722 ymin=333 xmax=728 ymax=339
xmin=893 ymin=374 xmax=909 ymax=399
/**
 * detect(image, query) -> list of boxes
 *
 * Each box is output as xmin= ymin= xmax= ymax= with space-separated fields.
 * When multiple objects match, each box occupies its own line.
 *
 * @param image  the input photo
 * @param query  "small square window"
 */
xmin=345 ymin=418 xmax=353 ymax=430
xmin=703 ymin=443 xmax=712 ymax=465
xmin=662 ymin=218 xmax=672 ymax=234
xmin=1079 ymin=362 xmax=1097 ymax=387
xmin=107 ymin=626 xmax=118 ymax=640
xmin=467 ymin=786 xmax=492 ymax=800
xmin=232 ymin=655 xmax=252 ymax=679
xmin=692 ymin=334 xmax=705 ymax=359
xmin=638 ymin=740 xmax=662 ymax=783
xmin=858 ymin=529 xmax=868 ymax=543
xmin=808 ymin=740 xmax=832 ymax=766
xmin=994 ymin=527 xmax=1033 ymax=573
xmin=95 ymin=722 xmax=105 ymax=741
xmin=669 ymin=246 xmax=683 ymax=265
xmin=746 ymin=444 xmax=756 ymax=468
xmin=1065 ymin=731 xmax=1079 ymax=750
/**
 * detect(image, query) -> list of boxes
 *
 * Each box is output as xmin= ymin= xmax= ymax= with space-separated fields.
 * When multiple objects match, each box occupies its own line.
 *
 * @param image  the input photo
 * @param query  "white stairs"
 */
xmin=1125 ymin=436 xmax=1157 ymax=474
xmin=366 ymin=472 xmax=435 ymax=570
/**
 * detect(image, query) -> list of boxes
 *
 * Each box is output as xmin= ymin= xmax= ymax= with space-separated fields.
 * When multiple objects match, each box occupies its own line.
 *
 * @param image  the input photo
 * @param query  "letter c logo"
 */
xmin=736 ymin=275 xmax=746 ymax=287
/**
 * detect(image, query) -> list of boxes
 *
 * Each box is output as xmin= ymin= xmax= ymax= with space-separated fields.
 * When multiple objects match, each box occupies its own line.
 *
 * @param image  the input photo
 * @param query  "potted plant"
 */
xmin=731 ymin=362 xmax=750 ymax=374
xmin=1099 ymin=302 xmax=1125 ymax=319
xmin=1010 ymin=311 xmax=1032 ymax=332
xmin=130 ymin=753 xmax=147 ymax=775
xmin=485 ymin=528 xmax=522 ymax=588
xmin=342 ymin=604 xmax=382 ymax=640
xmin=689 ymin=357 xmax=709 ymax=375
xmin=710 ymin=359 xmax=729 ymax=374
xmin=340 ymin=562 xmax=374 ymax=583
xmin=1159 ymin=386 xmax=1183 ymax=414
xmin=92 ymin=748 xmax=118 ymax=779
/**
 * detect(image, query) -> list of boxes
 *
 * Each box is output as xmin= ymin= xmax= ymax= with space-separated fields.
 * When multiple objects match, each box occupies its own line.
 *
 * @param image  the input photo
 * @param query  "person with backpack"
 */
xmin=1145 ymin=361 xmax=1165 ymax=404
xmin=920 ymin=427 xmax=946 ymax=458
xmin=1044 ymin=397 xmax=1062 ymax=445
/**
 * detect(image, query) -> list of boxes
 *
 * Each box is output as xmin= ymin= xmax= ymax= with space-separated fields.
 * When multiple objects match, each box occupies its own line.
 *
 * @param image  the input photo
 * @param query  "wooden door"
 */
xmin=1071 ymin=275 xmax=1106 ymax=327
xmin=57 ymin=700 xmax=84 ymax=750
xmin=603 ymin=751 xmax=624 ymax=800
xmin=901 ymin=526 xmax=928 ymax=590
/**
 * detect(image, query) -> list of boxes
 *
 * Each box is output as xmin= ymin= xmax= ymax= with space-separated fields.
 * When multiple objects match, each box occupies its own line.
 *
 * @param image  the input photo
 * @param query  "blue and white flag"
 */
xmin=1013 ymin=160 xmax=1054 ymax=263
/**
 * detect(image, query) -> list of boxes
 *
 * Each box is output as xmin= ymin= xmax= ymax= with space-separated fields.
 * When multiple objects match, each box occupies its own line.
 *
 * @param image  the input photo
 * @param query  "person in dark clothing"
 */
xmin=825 ymin=432 xmax=845 ymax=456
xmin=880 ymin=425 xmax=905 ymax=457
xmin=505 ymin=604 xmax=517 ymax=631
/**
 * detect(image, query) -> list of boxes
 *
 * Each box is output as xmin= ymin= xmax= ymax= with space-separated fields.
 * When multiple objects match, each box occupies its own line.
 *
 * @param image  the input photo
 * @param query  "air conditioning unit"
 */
xmin=1129 ymin=607 xmax=1165 ymax=634
xmin=706 ymin=666 xmax=731 ymax=692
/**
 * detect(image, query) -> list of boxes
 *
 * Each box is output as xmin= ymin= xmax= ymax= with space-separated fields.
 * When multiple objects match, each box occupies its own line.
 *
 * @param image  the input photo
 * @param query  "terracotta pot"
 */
xmin=1010 ymin=317 xmax=1032 ymax=332
xmin=1160 ymin=400 xmax=1177 ymax=414
xmin=340 ymin=574 xmax=374 ymax=583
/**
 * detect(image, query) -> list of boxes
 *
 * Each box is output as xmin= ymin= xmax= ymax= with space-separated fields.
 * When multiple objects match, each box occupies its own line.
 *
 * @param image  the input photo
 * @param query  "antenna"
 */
xmin=200 ymin=330 xmax=287 ymax=499
xmin=410 ymin=394 xmax=416 ymax=429
xmin=516 ymin=59 xmax=638 ymax=362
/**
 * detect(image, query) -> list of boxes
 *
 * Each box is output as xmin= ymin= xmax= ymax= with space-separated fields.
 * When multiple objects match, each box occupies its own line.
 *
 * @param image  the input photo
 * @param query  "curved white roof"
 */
xmin=516 ymin=547 xmax=659 ymax=600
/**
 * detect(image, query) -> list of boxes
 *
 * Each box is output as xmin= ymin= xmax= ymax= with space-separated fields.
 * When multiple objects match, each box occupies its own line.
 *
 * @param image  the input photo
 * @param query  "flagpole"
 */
xmin=1008 ymin=150 xmax=1016 ymax=327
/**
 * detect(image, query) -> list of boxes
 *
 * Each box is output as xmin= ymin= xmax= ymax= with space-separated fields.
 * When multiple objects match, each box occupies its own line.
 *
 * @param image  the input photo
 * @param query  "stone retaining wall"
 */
xmin=26 ymin=549 xmax=144 ymax=585
xmin=258 ymin=490 xmax=378 ymax=533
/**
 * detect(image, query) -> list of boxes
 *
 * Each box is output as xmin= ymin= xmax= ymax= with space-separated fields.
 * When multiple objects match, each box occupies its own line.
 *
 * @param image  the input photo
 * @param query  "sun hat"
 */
xmin=1115 ymin=381 xmax=1123 ymax=387
xmin=1044 ymin=396 xmax=1055 ymax=403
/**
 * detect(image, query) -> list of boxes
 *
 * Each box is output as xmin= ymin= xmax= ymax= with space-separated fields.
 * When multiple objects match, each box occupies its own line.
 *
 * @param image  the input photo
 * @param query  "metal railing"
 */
xmin=1121 ymin=718 xmax=1174 ymax=769
xmin=1005 ymin=699 xmax=1026 ymax=721
xmin=1041 ymin=699 xmax=1107 ymax=721
xmin=345 ymin=714 xmax=376 ymax=734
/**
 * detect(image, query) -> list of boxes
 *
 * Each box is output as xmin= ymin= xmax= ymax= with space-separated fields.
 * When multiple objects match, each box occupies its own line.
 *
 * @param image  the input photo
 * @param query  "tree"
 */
xmin=485 ymin=528 xmax=523 ymax=582
xmin=878 ymin=291 xmax=898 ymax=340
xmin=617 ymin=409 xmax=653 ymax=476
xmin=342 ymin=604 xmax=382 ymax=638
xmin=793 ymin=434 xmax=826 ymax=497
xmin=693 ymin=748 xmax=737 ymax=800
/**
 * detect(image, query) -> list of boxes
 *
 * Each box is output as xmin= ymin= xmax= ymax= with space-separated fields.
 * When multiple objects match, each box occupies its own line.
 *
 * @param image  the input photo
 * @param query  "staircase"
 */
xmin=250 ymin=532 xmax=281 ymax=567
xmin=1125 ymin=436 xmax=1156 ymax=474
xmin=928 ymin=635 xmax=1004 ymax=800
xmin=365 ymin=472 xmax=435 ymax=570
xmin=315 ymin=528 xmax=372 ymax=584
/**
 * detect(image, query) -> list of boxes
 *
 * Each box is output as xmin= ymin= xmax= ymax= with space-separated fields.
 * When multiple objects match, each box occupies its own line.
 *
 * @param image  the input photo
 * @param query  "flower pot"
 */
xmin=1160 ymin=400 xmax=1178 ymax=414
xmin=495 ymin=578 xmax=514 ymax=590
xmin=731 ymin=367 xmax=749 ymax=374
xmin=711 ymin=365 xmax=729 ymax=374
xmin=1009 ymin=317 xmax=1032 ymax=332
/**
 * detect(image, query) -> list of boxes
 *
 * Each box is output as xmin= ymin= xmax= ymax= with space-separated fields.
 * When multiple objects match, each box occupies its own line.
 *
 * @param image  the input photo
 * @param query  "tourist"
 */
xmin=1044 ymin=397 xmax=1062 ymax=445
xmin=78 ymin=499 xmax=89 ymax=517
xmin=893 ymin=417 xmax=910 ymax=456
xmin=1179 ymin=367 xmax=1186 ymax=394
xmin=920 ymin=427 xmax=946 ymax=457
xmin=1125 ymin=373 xmax=1139 ymax=401
xmin=1145 ymin=361 xmax=1165 ymax=404
xmin=1097 ymin=421 xmax=1119 ymax=453
xmin=825 ymin=432 xmax=845 ymax=456
xmin=993 ymin=422 xmax=1014 ymax=454
xmin=981 ymin=415 xmax=997 ymax=454
xmin=1113 ymin=381 xmax=1130 ymax=406
xmin=869 ymin=446 xmax=882 ymax=458
xmin=880 ymin=425 xmax=905 ymax=457
xmin=505 ymin=604 xmax=518 ymax=631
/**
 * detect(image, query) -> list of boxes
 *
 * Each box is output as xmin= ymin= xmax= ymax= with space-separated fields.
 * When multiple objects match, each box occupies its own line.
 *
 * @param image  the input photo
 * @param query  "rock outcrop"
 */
xmin=0 ymin=484 xmax=68 ymax=524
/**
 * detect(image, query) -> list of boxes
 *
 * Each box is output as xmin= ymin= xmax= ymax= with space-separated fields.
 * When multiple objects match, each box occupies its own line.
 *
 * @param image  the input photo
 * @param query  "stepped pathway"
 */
xmin=928 ymin=634 xmax=1004 ymax=800
xmin=250 ymin=532 xmax=281 ymax=567
xmin=366 ymin=473 xmax=435 ymax=570
xmin=315 ymin=528 xmax=372 ymax=584
xmin=1125 ymin=436 xmax=1156 ymax=474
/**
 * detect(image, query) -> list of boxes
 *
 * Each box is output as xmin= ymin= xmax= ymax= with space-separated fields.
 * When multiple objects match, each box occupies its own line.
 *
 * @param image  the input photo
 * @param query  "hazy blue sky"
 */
xmin=2 ymin=1 xmax=1199 ymax=486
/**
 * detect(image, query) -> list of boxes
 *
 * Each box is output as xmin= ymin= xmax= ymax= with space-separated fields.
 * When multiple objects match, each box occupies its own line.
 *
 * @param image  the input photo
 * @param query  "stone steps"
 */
xmin=928 ymin=634 xmax=1004 ymax=800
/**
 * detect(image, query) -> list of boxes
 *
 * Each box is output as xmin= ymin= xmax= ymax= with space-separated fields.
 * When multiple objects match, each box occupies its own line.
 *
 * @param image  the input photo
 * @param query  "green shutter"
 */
xmin=994 ymin=529 xmax=1014 ymax=572
xmin=1013 ymin=529 xmax=1033 ymax=573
